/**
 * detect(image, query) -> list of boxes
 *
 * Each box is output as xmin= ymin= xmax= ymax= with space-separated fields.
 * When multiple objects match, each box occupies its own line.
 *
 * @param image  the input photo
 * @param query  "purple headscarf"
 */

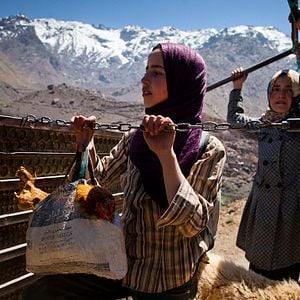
xmin=129 ymin=43 xmax=207 ymax=208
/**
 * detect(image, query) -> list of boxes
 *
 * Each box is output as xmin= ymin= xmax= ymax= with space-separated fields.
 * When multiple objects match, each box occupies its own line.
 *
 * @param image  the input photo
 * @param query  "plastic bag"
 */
xmin=25 ymin=150 xmax=127 ymax=280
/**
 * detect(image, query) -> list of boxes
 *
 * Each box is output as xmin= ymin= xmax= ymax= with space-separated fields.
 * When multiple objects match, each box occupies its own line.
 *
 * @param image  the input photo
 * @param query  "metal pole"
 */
xmin=206 ymin=48 xmax=294 ymax=92
xmin=287 ymin=0 xmax=299 ymax=46
xmin=287 ymin=0 xmax=300 ymax=67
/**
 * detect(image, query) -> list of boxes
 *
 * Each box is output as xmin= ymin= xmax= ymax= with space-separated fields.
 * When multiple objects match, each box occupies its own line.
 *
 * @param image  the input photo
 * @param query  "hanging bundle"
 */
xmin=25 ymin=148 xmax=128 ymax=280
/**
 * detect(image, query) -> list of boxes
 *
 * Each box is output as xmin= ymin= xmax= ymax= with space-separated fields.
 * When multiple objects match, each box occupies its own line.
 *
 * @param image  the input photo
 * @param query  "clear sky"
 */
xmin=0 ymin=0 xmax=295 ymax=35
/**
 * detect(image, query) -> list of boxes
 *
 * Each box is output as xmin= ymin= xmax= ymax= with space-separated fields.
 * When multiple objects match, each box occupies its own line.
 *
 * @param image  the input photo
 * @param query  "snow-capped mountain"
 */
xmin=0 ymin=14 xmax=297 ymax=119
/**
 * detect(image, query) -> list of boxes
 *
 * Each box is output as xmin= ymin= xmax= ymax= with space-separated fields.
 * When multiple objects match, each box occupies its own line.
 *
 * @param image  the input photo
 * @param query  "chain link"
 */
xmin=19 ymin=115 xmax=300 ymax=132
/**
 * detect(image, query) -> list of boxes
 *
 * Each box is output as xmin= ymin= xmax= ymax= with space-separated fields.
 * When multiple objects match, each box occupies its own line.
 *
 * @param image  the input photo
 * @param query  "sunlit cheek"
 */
xmin=161 ymin=85 xmax=168 ymax=101
xmin=154 ymin=86 xmax=168 ymax=104
xmin=161 ymin=90 xmax=168 ymax=101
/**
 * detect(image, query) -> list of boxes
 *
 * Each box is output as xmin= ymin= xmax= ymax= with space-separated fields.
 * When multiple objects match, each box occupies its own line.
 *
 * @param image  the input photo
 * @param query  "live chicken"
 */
xmin=14 ymin=166 xmax=49 ymax=210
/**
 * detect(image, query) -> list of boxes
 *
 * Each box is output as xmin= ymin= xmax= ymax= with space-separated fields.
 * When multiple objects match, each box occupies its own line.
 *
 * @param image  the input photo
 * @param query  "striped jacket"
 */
xmin=95 ymin=130 xmax=226 ymax=293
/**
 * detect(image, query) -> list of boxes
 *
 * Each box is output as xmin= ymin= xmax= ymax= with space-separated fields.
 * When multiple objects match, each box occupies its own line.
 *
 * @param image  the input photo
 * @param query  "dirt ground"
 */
xmin=211 ymin=198 xmax=248 ymax=268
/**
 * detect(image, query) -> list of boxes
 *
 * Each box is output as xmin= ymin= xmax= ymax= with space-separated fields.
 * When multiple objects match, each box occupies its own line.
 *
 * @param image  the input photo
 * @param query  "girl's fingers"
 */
xmin=142 ymin=115 xmax=173 ymax=135
xmin=71 ymin=115 xmax=96 ymax=130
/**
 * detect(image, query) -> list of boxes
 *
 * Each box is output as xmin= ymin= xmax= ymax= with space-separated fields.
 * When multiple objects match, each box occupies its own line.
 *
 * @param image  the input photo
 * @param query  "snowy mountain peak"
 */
xmin=0 ymin=14 xmax=295 ymax=109
xmin=221 ymin=25 xmax=291 ymax=51
xmin=0 ymin=15 xmax=292 ymax=64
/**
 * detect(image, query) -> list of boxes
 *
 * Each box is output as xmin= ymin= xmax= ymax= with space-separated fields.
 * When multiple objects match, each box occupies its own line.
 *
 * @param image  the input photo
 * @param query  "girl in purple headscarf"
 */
xmin=22 ymin=43 xmax=226 ymax=300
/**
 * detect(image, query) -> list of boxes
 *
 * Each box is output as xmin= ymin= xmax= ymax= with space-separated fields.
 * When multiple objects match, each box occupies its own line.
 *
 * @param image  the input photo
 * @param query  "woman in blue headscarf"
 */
xmin=22 ymin=43 xmax=226 ymax=300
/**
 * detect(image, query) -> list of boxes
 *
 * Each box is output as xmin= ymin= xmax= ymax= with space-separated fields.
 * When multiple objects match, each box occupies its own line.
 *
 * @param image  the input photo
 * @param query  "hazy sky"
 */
xmin=0 ymin=0 xmax=295 ymax=35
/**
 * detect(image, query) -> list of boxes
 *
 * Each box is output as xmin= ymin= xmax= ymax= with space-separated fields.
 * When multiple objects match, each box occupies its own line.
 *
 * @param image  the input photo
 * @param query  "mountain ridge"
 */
xmin=0 ymin=14 xmax=297 ymax=119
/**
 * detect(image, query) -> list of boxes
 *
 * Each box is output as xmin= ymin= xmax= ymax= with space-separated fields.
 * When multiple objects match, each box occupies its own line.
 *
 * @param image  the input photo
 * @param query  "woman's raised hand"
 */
xmin=231 ymin=67 xmax=248 ymax=90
